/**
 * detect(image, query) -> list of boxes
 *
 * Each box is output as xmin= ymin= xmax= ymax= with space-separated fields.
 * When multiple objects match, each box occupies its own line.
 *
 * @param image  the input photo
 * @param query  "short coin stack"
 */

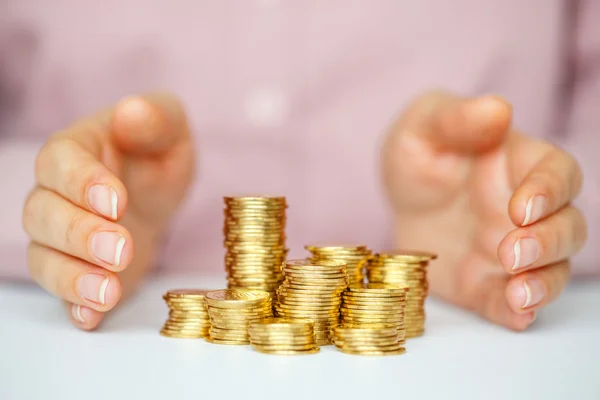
xmin=305 ymin=243 xmax=372 ymax=284
xmin=340 ymin=283 xmax=408 ymax=344
xmin=275 ymin=259 xmax=348 ymax=345
xmin=223 ymin=196 xmax=288 ymax=297
xmin=160 ymin=289 xmax=211 ymax=339
xmin=205 ymin=289 xmax=273 ymax=345
xmin=366 ymin=251 xmax=437 ymax=338
xmin=249 ymin=318 xmax=319 ymax=355
xmin=333 ymin=325 xmax=405 ymax=355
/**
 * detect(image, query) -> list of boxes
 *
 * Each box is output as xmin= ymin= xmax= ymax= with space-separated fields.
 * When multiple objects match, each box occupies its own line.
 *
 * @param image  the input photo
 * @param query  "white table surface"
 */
xmin=1 ymin=273 xmax=599 ymax=400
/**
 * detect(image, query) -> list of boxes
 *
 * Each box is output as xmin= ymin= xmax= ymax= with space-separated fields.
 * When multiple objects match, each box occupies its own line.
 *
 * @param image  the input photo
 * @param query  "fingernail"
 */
xmin=77 ymin=274 xmax=110 ymax=304
xmin=521 ymin=279 xmax=545 ymax=309
xmin=72 ymin=304 xmax=85 ymax=323
xmin=512 ymin=238 xmax=540 ymax=270
xmin=522 ymin=195 xmax=546 ymax=226
xmin=88 ymin=185 xmax=118 ymax=220
xmin=90 ymin=232 xmax=126 ymax=266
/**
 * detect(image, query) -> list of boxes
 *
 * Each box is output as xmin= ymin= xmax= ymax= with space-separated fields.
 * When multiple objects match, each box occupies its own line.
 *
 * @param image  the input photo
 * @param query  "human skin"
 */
xmin=23 ymin=92 xmax=586 ymax=331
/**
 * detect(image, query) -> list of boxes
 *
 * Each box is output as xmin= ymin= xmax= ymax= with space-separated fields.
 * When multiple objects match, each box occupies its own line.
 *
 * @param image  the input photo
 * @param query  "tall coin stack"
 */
xmin=305 ymin=243 xmax=372 ymax=284
xmin=340 ymin=283 xmax=408 ymax=344
xmin=205 ymin=289 xmax=273 ymax=345
xmin=160 ymin=289 xmax=211 ymax=339
xmin=249 ymin=319 xmax=320 ymax=355
xmin=333 ymin=325 xmax=405 ymax=356
xmin=366 ymin=251 xmax=437 ymax=338
xmin=223 ymin=196 xmax=288 ymax=297
xmin=275 ymin=259 xmax=348 ymax=346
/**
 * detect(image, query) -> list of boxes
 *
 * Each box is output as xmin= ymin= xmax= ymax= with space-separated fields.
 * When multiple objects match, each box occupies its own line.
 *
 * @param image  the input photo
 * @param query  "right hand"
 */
xmin=23 ymin=93 xmax=195 ymax=330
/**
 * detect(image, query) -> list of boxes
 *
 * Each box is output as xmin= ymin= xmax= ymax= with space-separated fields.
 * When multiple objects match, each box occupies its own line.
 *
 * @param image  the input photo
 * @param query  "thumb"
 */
xmin=402 ymin=91 xmax=512 ymax=154
xmin=110 ymin=93 xmax=191 ymax=155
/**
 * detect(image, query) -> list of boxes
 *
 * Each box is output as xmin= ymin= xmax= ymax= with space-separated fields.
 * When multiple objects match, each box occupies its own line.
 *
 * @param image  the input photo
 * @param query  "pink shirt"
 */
xmin=1 ymin=0 xmax=599 ymax=279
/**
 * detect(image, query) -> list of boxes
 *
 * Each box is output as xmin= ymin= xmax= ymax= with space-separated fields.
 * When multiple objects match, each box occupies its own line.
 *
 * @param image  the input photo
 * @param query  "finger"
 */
xmin=471 ymin=275 xmax=536 ymax=331
xmin=498 ymin=206 xmax=587 ymax=273
xmin=456 ymin=255 xmax=535 ymax=331
xmin=401 ymin=90 xmax=512 ymax=153
xmin=505 ymin=260 xmax=571 ymax=313
xmin=111 ymin=93 xmax=192 ymax=155
xmin=508 ymin=148 xmax=583 ymax=226
xmin=28 ymin=242 xmax=122 ymax=311
xmin=65 ymin=302 xmax=105 ymax=330
xmin=23 ymin=187 xmax=133 ymax=271
xmin=35 ymin=121 xmax=127 ymax=222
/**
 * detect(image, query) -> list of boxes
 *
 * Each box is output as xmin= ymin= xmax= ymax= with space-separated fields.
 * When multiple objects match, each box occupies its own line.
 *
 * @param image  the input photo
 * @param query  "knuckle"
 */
xmin=549 ymin=222 xmax=564 ymax=261
xmin=547 ymin=262 xmax=571 ymax=298
xmin=65 ymin=213 xmax=83 ymax=248
xmin=571 ymin=207 xmax=588 ymax=251
xmin=22 ymin=188 xmax=41 ymax=235
xmin=26 ymin=242 xmax=39 ymax=277
xmin=34 ymin=136 xmax=62 ymax=181
xmin=530 ymin=172 xmax=560 ymax=207
xmin=569 ymin=156 xmax=584 ymax=197
xmin=58 ymin=139 xmax=89 ymax=199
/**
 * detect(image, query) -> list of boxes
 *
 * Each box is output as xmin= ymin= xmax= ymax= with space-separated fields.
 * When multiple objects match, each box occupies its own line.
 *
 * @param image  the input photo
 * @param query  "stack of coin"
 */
xmin=223 ymin=196 xmax=288 ymax=297
xmin=160 ymin=289 xmax=211 ymax=339
xmin=340 ymin=283 xmax=408 ymax=344
xmin=248 ymin=318 xmax=320 ymax=355
xmin=366 ymin=251 xmax=437 ymax=338
xmin=275 ymin=259 xmax=348 ymax=346
xmin=305 ymin=243 xmax=372 ymax=284
xmin=332 ymin=325 xmax=405 ymax=355
xmin=205 ymin=289 xmax=273 ymax=345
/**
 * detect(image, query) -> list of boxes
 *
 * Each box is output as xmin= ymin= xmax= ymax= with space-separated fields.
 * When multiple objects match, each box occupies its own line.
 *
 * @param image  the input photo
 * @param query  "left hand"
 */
xmin=382 ymin=90 xmax=588 ymax=330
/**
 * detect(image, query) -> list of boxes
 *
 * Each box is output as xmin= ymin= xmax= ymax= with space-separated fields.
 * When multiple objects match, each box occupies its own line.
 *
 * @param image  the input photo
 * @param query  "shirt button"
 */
xmin=244 ymin=87 xmax=289 ymax=127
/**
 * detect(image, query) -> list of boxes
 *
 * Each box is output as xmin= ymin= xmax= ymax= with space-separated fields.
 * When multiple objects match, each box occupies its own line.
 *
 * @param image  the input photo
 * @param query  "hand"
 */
xmin=23 ymin=94 xmax=195 ymax=330
xmin=382 ymin=91 xmax=587 ymax=330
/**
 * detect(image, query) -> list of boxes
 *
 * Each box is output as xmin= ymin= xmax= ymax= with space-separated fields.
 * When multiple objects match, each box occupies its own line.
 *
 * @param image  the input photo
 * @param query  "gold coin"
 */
xmin=166 ymin=314 xmax=210 ymax=321
xmin=160 ymin=331 xmax=208 ymax=338
xmin=160 ymin=332 xmax=206 ymax=339
xmin=207 ymin=305 xmax=272 ymax=314
xmin=249 ymin=334 xmax=314 ymax=340
xmin=277 ymin=286 xmax=345 ymax=295
xmin=334 ymin=325 xmax=397 ymax=334
xmin=341 ymin=309 xmax=404 ymax=317
xmin=276 ymin=306 xmax=339 ymax=314
xmin=277 ymin=300 xmax=340 ymax=309
xmin=163 ymin=321 xmax=210 ymax=328
xmin=338 ymin=343 xmax=404 ymax=351
xmin=341 ymin=303 xmax=404 ymax=311
xmin=248 ymin=329 xmax=315 ymax=337
xmin=205 ymin=289 xmax=271 ymax=308
xmin=342 ymin=292 xmax=407 ymax=300
xmin=249 ymin=318 xmax=312 ymax=327
xmin=282 ymin=267 xmax=346 ymax=276
xmin=338 ymin=347 xmax=406 ymax=356
xmin=205 ymin=337 xmax=249 ymax=345
xmin=346 ymin=283 xmax=409 ymax=294
xmin=281 ymin=283 xmax=347 ymax=291
xmin=251 ymin=343 xmax=317 ymax=351
xmin=209 ymin=316 xmax=270 ymax=325
xmin=252 ymin=347 xmax=320 ymax=355
xmin=305 ymin=243 xmax=368 ymax=252
xmin=282 ymin=271 xmax=348 ymax=280
xmin=209 ymin=313 xmax=271 ymax=322
xmin=373 ymin=250 xmax=437 ymax=262
xmin=284 ymin=259 xmax=346 ymax=269
xmin=209 ymin=333 xmax=249 ymax=341
xmin=250 ymin=338 xmax=316 ymax=346
xmin=164 ymin=288 xmax=212 ymax=298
